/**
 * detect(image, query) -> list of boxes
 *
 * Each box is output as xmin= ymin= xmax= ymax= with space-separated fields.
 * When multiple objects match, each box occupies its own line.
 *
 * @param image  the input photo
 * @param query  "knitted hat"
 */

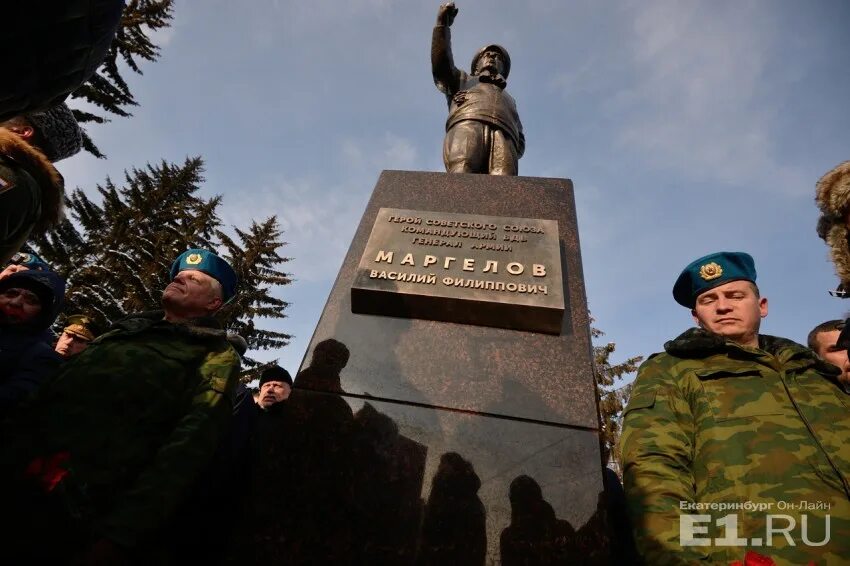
xmin=25 ymin=103 xmax=83 ymax=162
xmin=259 ymin=365 xmax=293 ymax=387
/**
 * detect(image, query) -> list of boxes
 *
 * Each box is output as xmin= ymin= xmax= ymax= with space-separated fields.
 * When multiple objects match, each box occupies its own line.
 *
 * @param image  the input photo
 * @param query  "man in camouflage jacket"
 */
xmin=620 ymin=252 xmax=850 ymax=566
xmin=0 ymin=249 xmax=241 ymax=563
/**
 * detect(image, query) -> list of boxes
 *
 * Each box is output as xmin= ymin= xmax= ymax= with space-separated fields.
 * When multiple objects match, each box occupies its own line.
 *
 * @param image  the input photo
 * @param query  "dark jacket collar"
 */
xmin=664 ymin=327 xmax=820 ymax=363
xmin=106 ymin=310 xmax=228 ymax=341
xmin=663 ymin=328 xmax=845 ymax=391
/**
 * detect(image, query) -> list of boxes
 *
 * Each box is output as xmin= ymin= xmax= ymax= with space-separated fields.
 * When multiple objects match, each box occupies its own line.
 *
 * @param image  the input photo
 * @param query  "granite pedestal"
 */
xmin=234 ymin=171 xmax=612 ymax=565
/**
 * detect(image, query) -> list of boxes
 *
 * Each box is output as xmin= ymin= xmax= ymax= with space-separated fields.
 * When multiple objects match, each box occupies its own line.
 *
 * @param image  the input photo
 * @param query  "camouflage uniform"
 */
xmin=620 ymin=328 xmax=850 ymax=565
xmin=0 ymin=311 xmax=240 ymax=558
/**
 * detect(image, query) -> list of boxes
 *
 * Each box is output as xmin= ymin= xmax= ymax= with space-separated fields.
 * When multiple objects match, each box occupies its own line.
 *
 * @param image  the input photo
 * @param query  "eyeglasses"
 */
xmin=829 ymin=285 xmax=849 ymax=298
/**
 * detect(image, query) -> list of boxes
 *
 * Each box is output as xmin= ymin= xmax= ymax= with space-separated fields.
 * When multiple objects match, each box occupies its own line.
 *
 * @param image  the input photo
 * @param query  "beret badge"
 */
xmin=186 ymin=253 xmax=203 ymax=265
xmin=699 ymin=262 xmax=723 ymax=281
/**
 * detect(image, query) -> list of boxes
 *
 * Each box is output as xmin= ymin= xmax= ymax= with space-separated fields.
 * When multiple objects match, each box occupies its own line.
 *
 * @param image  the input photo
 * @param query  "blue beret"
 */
xmin=169 ymin=249 xmax=238 ymax=301
xmin=8 ymin=251 xmax=49 ymax=271
xmin=673 ymin=251 xmax=757 ymax=308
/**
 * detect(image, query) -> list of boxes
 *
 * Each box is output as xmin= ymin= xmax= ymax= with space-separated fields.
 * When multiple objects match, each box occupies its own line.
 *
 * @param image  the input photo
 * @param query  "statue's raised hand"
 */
xmin=437 ymin=2 xmax=458 ymax=26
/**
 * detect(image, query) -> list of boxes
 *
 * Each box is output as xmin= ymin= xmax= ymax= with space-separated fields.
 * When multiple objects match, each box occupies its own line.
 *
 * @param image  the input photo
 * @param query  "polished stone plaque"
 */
xmin=351 ymin=207 xmax=565 ymax=333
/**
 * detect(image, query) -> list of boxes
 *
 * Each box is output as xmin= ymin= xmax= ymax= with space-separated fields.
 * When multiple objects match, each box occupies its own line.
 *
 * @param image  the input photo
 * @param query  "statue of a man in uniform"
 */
xmin=432 ymin=2 xmax=525 ymax=176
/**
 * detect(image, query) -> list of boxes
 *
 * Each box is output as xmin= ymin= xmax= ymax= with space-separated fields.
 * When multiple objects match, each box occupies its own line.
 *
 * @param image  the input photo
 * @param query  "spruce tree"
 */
xmin=71 ymin=0 xmax=175 ymax=157
xmin=591 ymin=322 xmax=643 ymax=475
xmin=217 ymin=218 xmax=293 ymax=374
xmin=31 ymin=157 xmax=292 ymax=374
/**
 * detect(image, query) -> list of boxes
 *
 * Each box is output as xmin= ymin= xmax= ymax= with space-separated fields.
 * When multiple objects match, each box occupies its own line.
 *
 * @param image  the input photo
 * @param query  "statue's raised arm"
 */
xmin=430 ymin=2 xmax=525 ymax=175
xmin=432 ymin=3 xmax=462 ymax=95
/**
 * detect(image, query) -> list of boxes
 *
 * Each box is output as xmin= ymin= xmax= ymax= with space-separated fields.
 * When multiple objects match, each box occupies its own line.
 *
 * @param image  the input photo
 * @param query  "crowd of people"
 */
xmin=0 ymin=97 xmax=300 ymax=562
xmin=0 ymin=229 xmax=296 ymax=564
xmin=3 ymin=4 xmax=850 ymax=562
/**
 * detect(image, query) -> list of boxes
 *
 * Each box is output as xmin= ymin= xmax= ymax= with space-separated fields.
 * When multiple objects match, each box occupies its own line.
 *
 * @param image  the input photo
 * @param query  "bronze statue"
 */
xmin=432 ymin=2 xmax=525 ymax=176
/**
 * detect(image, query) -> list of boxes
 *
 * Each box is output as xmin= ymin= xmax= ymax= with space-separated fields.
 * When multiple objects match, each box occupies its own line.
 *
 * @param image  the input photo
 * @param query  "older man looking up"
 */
xmin=0 ymin=248 xmax=241 ymax=564
xmin=620 ymin=252 xmax=850 ymax=566
xmin=257 ymin=365 xmax=293 ymax=410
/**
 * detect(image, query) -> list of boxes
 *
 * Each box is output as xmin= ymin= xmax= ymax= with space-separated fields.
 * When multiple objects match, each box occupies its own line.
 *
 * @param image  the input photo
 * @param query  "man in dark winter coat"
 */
xmin=0 ymin=269 xmax=64 ymax=418
xmin=0 ymin=249 xmax=241 ymax=564
xmin=0 ymin=103 xmax=82 ymax=264
xmin=0 ymin=1 xmax=125 ymax=121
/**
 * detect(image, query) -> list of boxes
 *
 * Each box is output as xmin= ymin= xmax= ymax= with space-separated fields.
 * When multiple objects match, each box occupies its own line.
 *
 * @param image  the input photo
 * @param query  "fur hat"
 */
xmin=25 ymin=103 xmax=82 ymax=162
xmin=0 ymin=129 xmax=64 ymax=230
xmin=815 ymin=161 xmax=850 ymax=288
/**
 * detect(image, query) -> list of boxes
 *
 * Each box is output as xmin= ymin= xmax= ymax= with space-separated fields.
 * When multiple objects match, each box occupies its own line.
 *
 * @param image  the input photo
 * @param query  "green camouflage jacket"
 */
xmin=2 ymin=311 xmax=240 ymax=548
xmin=620 ymin=328 xmax=850 ymax=566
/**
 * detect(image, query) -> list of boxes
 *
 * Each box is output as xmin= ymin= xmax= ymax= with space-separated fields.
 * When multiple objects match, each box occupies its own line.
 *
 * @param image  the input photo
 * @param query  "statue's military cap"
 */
xmin=471 ymin=44 xmax=511 ymax=78
xmin=169 ymin=249 xmax=238 ymax=301
xmin=7 ymin=251 xmax=49 ymax=271
xmin=673 ymin=251 xmax=757 ymax=308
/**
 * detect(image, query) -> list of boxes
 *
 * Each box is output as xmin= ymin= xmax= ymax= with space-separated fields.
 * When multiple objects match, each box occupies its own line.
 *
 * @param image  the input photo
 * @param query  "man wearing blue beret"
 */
xmin=619 ymin=252 xmax=850 ymax=565
xmin=0 ymin=248 xmax=242 ymax=563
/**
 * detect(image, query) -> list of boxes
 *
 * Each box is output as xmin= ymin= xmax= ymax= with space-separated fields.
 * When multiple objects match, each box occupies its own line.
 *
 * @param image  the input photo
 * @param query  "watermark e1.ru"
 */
xmin=678 ymin=501 xmax=831 ymax=547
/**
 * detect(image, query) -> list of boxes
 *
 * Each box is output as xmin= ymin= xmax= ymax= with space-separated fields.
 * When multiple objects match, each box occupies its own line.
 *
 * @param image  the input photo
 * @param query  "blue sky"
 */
xmin=60 ymin=0 xmax=850 ymax=379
